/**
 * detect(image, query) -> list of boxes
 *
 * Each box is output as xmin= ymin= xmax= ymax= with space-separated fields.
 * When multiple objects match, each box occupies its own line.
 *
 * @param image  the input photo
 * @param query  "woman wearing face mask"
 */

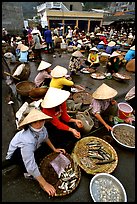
xmin=4 ymin=108 xmax=65 ymax=197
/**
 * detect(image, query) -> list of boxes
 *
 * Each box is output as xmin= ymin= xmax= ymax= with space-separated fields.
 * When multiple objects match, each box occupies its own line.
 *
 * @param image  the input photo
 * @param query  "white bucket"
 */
xmin=60 ymin=43 xmax=67 ymax=50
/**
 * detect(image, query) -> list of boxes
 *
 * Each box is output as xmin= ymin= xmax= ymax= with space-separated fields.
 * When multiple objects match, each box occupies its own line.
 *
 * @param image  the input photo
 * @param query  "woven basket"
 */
xmin=39 ymin=152 xmax=81 ymax=196
xmin=12 ymin=62 xmax=30 ymax=82
xmin=16 ymin=81 xmax=35 ymax=97
xmin=29 ymin=87 xmax=48 ymax=100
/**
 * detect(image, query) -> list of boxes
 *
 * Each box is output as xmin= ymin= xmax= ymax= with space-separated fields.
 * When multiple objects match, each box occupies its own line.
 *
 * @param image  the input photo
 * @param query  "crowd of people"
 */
xmin=2 ymin=23 xmax=135 ymax=197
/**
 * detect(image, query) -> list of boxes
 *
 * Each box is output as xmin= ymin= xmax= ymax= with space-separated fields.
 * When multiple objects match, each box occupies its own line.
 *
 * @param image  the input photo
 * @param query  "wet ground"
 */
xmin=2 ymin=48 xmax=135 ymax=202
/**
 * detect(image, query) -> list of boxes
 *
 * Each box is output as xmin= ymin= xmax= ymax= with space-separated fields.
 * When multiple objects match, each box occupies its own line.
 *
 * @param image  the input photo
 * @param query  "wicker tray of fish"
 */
xmin=72 ymin=136 xmax=118 ymax=175
xmin=112 ymin=73 xmax=131 ymax=81
xmin=39 ymin=152 xmax=81 ymax=196
xmin=90 ymin=72 xmax=106 ymax=80
xmin=72 ymin=91 xmax=93 ymax=105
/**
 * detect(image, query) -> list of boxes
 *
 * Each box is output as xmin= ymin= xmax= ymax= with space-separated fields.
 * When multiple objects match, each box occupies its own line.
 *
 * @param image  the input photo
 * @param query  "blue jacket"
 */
xmin=44 ymin=29 xmax=52 ymax=43
xmin=124 ymin=50 xmax=135 ymax=62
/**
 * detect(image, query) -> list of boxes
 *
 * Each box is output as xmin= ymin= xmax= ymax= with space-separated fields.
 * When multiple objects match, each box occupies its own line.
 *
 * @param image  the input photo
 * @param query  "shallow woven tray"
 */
xmin=39 ymin=152 xmax=81 ymax=196
xmin=72 ymin=91 xmax=93 ymax=105
xmin=112 ymin=73 xmax=131 ymax=81
xmin=90 ymin=72 xmax=106 ymax=80
xmin=72 ymin=136 xmax=118 ymax=175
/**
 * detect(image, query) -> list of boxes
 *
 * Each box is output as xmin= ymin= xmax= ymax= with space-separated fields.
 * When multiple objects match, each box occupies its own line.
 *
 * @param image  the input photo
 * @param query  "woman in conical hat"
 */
xmin=85 ymin=47 xmax=100 ymax=70
xmin=41 ymin=87 xmax=83 ymax=152
xmin=50 ymin=65 xmax=74 ymax=91
xmin=5 ymin=108 xmax=65 ymax=196
xmin=18 ymin=44 xmax=29 ymax=63
xmin=89 ymin=83 xmax=118 ymax=131
xmin=106 ymin=51 xmax=122 ymax=74
xmin=124 ymin=45 xmax=135 ymax=63
xmin=34 ymin=60 xmax=52 ymax=87
xmin=105 ymin=40 xmax=117 ymax=54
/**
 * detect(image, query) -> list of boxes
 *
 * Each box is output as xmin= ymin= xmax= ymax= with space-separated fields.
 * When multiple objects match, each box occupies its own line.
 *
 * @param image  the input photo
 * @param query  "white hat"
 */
xmin=110 ymin=51 xmax=120 ymax=58
xmin=72 ymin=50 xmax=84 ymax=57
xmin=96 ymin=33 xmax=102 ymax=36
xmin=37 ymin=60 xmax=52 ymax=71
xmin=130 ymin=45 xmax=135 ymax=50
xmin=101 ymin=52 xmax=110 ymax=57
xmin=41 ymin=87 xmax=70 ymax=108
xmin=92 ymin=83 xmax=117 ymax=100
xmin=20 ymin=45 xmax=29 ymax=52
xmin=51 ymin=65 xmax=68 ymax=78
xmin=18 ymin=108 xmax=52 ymax=129
xmin=99 ymin=41 xmax=105 ymax=45
xmin=90 ymin=47 xmax=98 ymax=52
xmin=108 ymin=41 xmax=116 ymax=47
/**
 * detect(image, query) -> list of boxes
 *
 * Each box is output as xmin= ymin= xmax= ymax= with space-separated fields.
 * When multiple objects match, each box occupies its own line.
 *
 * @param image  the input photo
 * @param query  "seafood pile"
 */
xmin=90 ymin=73 xmax=106 ymax=80
xmin=72 ymin=136 xmax=118 ymax=175
xmin=112 ymin=124 xmax=135 ymax=148
xmin=56 ymin=163 xmax=80 ymax=195
xmin=73 ymin=92 xmax=93 ymax=105
xmin=90 ymin=174 xmax=127 ymax=202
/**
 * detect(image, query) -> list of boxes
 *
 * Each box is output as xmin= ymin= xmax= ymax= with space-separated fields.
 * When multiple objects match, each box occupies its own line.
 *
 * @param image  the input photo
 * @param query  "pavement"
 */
xmin=2 ymin=48 xmax=135 ymax=202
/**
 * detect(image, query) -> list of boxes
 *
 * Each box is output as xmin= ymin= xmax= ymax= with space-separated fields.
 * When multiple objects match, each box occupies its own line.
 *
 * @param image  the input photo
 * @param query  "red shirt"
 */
xmin=42 ymin=101 xmax=71 ymax=131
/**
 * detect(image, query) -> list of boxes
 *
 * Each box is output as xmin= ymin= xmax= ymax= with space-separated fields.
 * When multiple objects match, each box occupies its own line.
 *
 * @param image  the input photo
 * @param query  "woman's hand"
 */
xmin=54 ymin=148 xmax=66 ymax=154
xmin=75 ymin=119 xmax=83 ymax=128
xmin=111 ymin=99 xmax=117 ymax=105
xmin=40 ymin=182 xmax=56 ymax=197
xmin=104 ymin=124 xmax=113 ymax=131
xmin=69 ymin=127 xmax=81 ymax=139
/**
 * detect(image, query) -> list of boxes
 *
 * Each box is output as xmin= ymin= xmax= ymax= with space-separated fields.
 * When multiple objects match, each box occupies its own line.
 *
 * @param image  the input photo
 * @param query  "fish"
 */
xmin=95 ymin=158 xmax=116 ymax=165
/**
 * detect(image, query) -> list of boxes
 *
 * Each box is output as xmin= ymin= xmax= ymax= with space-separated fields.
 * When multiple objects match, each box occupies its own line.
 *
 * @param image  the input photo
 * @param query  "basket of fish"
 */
xmin=111 ymin=123 xmax=135 ymax=149
xmin=39 ymin=152 xmax=81 ymax=196
xmin=112 ymin=72 xmax=131 ymax=82
xmin=72 ymin=91 xmax=93 ymax=105
xmin=90 ymin=72 xmax=106 ymax=80
xmin=72 ymin=136 xmax=118 ymax=175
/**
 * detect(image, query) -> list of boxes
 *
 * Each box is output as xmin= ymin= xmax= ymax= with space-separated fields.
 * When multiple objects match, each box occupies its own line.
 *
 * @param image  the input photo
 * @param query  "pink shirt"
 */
xmin=34 ymin=70 xmax=52 ymax=87
xmin=90 ymin=98 xmax=111 ymax=115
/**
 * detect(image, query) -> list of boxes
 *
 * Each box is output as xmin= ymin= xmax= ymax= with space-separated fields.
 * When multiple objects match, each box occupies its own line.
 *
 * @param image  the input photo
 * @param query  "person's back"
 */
xmin=125 ymin=49 xmax=135 ymax=62
xmin=50 ymin=77 xmax=74 ymax=89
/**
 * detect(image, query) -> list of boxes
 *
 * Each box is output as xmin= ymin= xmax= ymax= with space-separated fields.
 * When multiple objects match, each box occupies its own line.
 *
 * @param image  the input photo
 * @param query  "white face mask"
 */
xmin=29 ymin=125 xmax=44 ymax=132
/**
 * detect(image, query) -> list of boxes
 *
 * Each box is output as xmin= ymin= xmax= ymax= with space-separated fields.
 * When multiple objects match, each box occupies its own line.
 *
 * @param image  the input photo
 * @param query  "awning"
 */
xmin=102 ymin=21 xmax=114 ymax=26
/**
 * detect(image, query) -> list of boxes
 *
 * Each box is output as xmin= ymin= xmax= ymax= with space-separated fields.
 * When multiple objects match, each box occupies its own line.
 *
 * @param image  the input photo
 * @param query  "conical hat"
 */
xmin=51 ymin=65 xmax=68 ymax=78
xmin=92 ymin=83 xmax=117 ymax=99
xmin=110 ymin=51 xmax=120 ymax=58
xmin=18 ymin=108 xmax=52 ymax=128
xmin=130 ymin=45 xmax=135 ymax=50
xmin=41 ymin=87 xmax=70 ymax=108
xmin=108 ymin=41 xmax=116 ymax=47
xmin=37 ymin=60 xmax=52 ymax=71
xmin=99 ymin=41 xmax=105 ymax=45
xmin=72 ymin=50 xmax=84 ymax=57
xmin=20 ymin=45 xmax=29 ymax=52
xmin=17 ymin=43 xmax=23 ymax=49
xmin=90 ymin=47 xmax=99 ymax=52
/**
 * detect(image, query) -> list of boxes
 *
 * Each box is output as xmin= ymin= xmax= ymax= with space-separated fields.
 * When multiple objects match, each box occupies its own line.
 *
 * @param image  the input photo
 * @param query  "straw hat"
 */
xmin=51 ymin=65 xmax=68 ymax=78
xmin=108 ymin=41 xmax=116 ymax=47
xmin=92 ymin=83 xmax=117 ymax=100
xmin=130 ymin=45 xmax=135 ymax=50
xmin=18 ymin=108 xmax=52 ymax=128
xmin=20 ymin=45 xmax=29 ymax=52
xmin=41 ymin=87 xmax=70 ymax=108
xmin=99 ymin=41 xmax=105 ymax=45
xmin=110 ymin=51 xmax=120 ymax=58
xmin=17 ymin=43 xmax=23 ymax=49
xmin=37 ymin=60 xmax=52 ymax=71
xmin=101 ymin=52 xmax=110 ymax=57
xmin=72 ymin=50 xmax=84 ymax=57
xmin=90 ymin=47 xmax=99 ymax=52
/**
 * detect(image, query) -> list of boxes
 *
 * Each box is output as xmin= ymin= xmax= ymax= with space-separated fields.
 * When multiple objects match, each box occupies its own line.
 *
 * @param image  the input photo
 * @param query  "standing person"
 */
xmin=34 ymin=60 xmax=52 ymax=87
xmin=41 ymin=87 xmax=83 ymax=153
xmin=106 ymin=51 xmax=121 ymax=74
xmin=31 ymin=29 xmax=42 ymax=61
xmin=69 ymin=50 xmax=84 ymax=76
xmin=50 ymin=65 xmax=74 ymax=91
xmin=4 ymin=108 xmax=65 ymax=196
xmin=89 ymin=83 xmax=118 ymax=131
xmin=44 ymin=26 xmax=54 ymax=53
